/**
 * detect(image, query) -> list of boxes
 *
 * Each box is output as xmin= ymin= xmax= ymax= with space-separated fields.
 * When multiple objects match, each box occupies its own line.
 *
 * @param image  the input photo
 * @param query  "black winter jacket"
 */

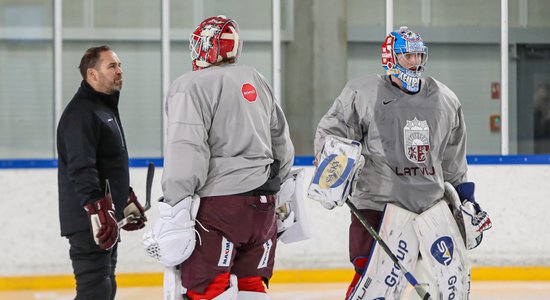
xmin=57 ymin=80 xmax=129 ymax=236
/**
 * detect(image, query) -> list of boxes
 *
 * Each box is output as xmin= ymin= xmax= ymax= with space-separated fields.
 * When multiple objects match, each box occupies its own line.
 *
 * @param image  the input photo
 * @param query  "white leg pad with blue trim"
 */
xmin=412 ymin=200 xmax=471 ymax=300
xmin=348 ymin=203 xmax=420 ymax=300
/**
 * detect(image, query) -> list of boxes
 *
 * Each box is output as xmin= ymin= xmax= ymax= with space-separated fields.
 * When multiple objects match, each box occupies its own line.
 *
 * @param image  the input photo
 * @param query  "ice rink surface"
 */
xmin=1 ymin=281 xmax=549 ymax=300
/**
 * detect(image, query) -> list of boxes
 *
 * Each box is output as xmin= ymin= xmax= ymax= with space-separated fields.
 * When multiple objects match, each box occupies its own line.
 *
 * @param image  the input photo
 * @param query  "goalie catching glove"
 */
xmin=444 ymin=182 xmax=492 ymax=249
xmin=308 ymin=135 xmax=365 ymax=209
xmin=142 ymin=195 xmax=200 ymax=267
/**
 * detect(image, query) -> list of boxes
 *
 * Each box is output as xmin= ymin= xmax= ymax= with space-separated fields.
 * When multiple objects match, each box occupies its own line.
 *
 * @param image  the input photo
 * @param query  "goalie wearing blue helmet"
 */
xmin=313 ymin=27 xmax=492 ymax=300
xmin=382 ymin=26 xmax=428 ymax=93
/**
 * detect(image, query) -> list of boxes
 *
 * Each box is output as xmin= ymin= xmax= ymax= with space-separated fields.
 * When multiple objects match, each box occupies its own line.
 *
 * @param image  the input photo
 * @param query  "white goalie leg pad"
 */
xmin=405 ymin=257 xmax=438 ymax=300
xmin=276 ymin=168 xmax=312 ymax=244
xmin=237 ymin=291 xmax=271 ymax=299
xmin=348 ymin=204 xmax=420 ymax=300
xmin=413 ymin=200 xmax=471 ymax=300
xmin=163 ymin=266 xmax=184 ymax=300
xmin=308 ymin=135 xmax=364 ymax=208
xmin=212 ymin=274 xmax=238 ymax=300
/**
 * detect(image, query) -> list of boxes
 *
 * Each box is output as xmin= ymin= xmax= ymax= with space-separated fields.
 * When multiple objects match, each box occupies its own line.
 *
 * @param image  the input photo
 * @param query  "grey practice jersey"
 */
xmin=163 ymin=64 xmax=294 ymax=206
xmin=315 ymin=74 xmax=468 ymax=213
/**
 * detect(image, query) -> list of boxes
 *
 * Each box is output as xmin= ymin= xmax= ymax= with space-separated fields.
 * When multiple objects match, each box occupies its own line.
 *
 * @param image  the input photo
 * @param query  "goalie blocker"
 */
xmin=275 ymin=168 xmax=312 ymax=244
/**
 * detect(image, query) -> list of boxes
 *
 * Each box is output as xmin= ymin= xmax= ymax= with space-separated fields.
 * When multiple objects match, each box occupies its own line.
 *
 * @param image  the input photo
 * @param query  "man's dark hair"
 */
xmin=78 ymin=45 xmax=112 ymax=79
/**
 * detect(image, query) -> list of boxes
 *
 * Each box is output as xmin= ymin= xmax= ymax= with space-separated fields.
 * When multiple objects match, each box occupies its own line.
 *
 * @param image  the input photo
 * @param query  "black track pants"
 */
xmin=67 ymin=230 xmax=118 ymax=300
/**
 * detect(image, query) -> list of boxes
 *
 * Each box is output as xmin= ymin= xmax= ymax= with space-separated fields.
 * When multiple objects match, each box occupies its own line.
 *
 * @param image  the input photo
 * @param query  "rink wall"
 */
xmin=2 ymin=155 xmax=550 ymax=289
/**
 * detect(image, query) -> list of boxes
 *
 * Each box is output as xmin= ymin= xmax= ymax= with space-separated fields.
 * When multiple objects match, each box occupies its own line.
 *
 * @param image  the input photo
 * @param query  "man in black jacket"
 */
xmin=57 ymin=45 xmax=147 ymax=300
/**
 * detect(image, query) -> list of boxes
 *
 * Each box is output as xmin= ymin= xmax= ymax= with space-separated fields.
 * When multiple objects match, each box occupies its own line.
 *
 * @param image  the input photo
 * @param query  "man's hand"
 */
xmin=121 ymin=187 xmax=147 ymax=231
xmin=84 ymin=195 xmax=119 ymax=250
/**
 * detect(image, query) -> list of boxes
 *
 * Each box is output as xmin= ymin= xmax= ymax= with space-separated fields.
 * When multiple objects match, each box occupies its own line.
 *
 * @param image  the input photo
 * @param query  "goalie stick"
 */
xmin=346 ymin=199 xmax=432 ymax=300
xmin=118 ymin=162 xmax=155 ymax=228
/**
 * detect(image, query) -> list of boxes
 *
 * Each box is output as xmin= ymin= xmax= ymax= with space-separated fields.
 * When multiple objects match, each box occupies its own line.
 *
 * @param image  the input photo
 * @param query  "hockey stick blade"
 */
xmin=345 ymin=199 xmax=432 ymax=300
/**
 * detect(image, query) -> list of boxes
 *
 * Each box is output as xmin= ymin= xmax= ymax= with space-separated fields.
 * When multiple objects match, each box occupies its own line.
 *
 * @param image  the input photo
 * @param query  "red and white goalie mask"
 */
xmin=189 ymin=15 xmax=242 ymax=71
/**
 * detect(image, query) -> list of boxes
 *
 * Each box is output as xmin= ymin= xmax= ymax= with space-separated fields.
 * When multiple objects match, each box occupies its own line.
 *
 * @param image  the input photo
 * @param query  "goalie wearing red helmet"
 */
xmin=189 ymin=15 xmax=242 ymax=71
xmin=143 ymin=15 xmax=294 ymax=300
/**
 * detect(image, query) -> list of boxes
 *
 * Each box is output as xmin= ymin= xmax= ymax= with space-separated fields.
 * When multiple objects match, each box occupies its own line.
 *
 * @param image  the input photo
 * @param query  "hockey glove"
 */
xmin=445 ymin=182 xmax=492 ymax=249
xmin=121 ymin=187 xmax=147 ymax=231
xmin=142 ymin=195 xmax=200 ymax=267
xmin=84 ymin=195 xmax=119 ymax=250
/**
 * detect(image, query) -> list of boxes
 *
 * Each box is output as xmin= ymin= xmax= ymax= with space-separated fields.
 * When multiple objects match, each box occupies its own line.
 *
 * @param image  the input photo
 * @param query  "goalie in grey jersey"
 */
xmin=313 ymin=27 xmax=492 ymax=299
xmin=142 ymin=15 xmax=295 ymax=300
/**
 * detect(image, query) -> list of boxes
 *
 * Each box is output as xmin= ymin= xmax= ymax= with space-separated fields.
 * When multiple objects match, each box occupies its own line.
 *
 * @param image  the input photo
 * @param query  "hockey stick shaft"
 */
xmin=144 ymin=162 xmax=155 ymax=211
xmin=118 ymin=162 xmax=155 ymax=228
xmin=345 ymin=199 xmax=432 ymax=300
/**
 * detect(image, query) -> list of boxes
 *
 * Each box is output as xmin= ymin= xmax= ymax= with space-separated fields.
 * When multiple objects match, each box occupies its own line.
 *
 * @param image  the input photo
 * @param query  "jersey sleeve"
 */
xmin=256 ymin=70 xmax=295 ymax=181
xmin=162 ymin=88 xmax=211 ymax=206
xmin=58 ymin=110 xmax=103 ymax=206
xmin=270 ymin=99 xmax=295 ymax=180
xmin=314 ymin=85 xmax=362 ymax=154
xmin=442 ymin=105 xmax=468 ymax=185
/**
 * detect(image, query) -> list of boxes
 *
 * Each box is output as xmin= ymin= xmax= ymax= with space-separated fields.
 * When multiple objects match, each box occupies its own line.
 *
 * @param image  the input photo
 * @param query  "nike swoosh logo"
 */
xmin=382 ymin=99 xmax=396 ymax=105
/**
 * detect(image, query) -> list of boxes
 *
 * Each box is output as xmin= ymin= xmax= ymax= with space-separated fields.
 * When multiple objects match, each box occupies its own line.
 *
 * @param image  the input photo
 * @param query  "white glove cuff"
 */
xmin=158 ymin=194 xmax=200 ymax=218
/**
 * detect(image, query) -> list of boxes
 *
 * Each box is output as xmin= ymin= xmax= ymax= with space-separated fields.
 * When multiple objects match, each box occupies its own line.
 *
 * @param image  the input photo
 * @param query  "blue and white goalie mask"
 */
xmin=382 ymin=26 xmax=428 ymax=93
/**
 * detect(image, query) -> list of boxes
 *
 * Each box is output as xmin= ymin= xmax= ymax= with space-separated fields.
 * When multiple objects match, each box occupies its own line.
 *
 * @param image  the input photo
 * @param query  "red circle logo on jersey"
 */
xmin=241 ymin=83 xmax=257 ymax=102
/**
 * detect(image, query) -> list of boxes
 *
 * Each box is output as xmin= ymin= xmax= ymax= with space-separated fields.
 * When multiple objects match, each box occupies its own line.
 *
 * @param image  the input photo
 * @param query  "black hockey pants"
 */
xmin=67 ymin=230 xmax=118 ymax=300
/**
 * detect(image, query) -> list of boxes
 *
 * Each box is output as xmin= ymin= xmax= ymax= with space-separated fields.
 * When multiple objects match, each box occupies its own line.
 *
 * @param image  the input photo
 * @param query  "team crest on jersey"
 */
xmin=403 ymin=118 xmax=430 ymax=163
